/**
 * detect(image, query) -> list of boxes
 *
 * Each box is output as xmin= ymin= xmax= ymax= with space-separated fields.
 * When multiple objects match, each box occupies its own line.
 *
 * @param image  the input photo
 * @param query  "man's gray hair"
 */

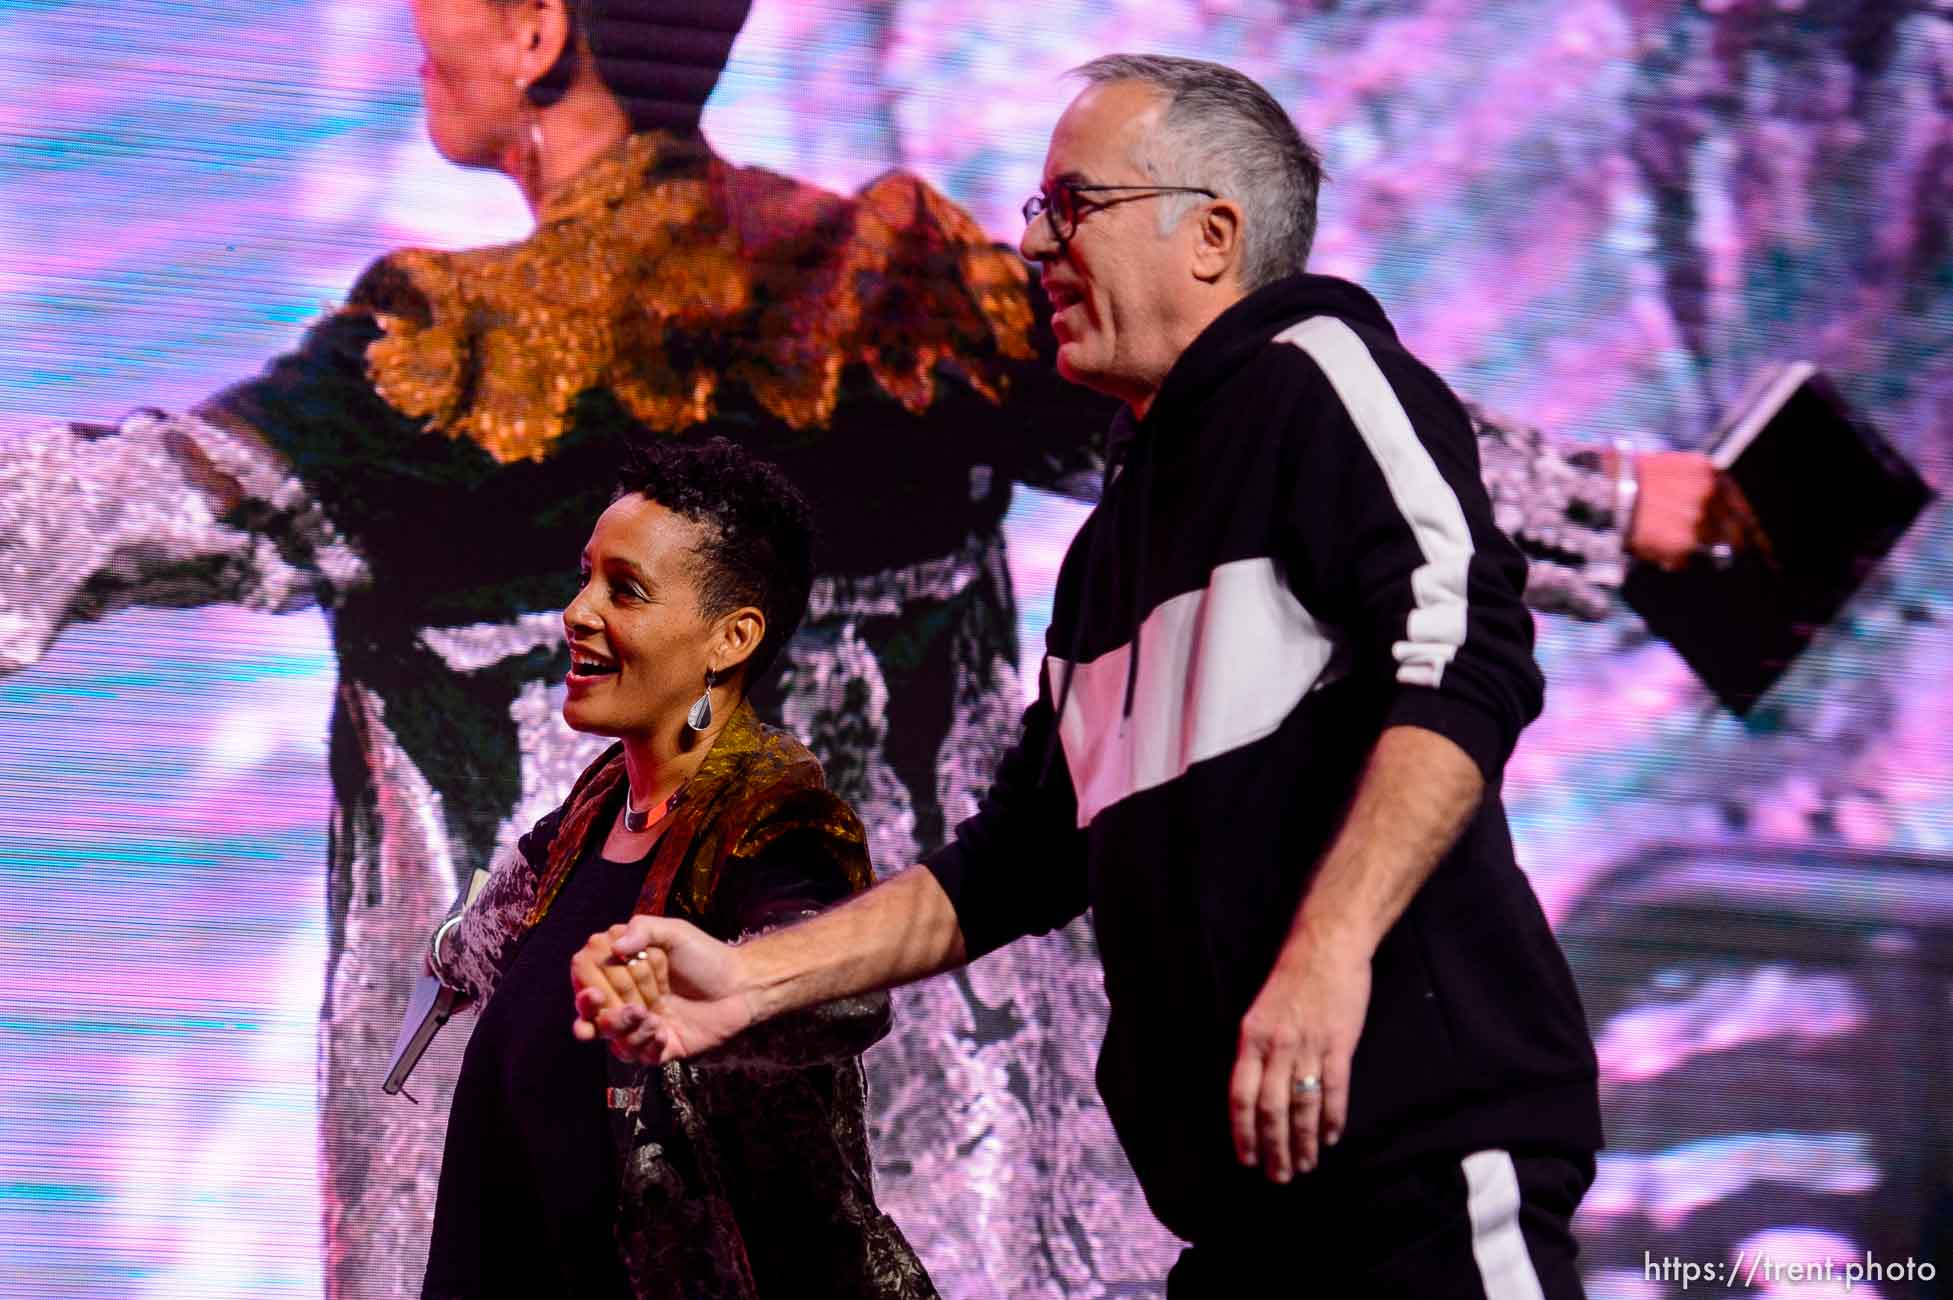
xmin=1073 ymin=54 xmax=1324 ymax=291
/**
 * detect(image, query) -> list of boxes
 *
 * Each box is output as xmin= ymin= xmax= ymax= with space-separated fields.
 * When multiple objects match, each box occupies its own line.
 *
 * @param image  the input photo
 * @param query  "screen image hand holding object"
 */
xmin=1621 ymin=363 xmax=1936 ymax=714
xmin=383 ymin=867 xmax=490 ymax=1097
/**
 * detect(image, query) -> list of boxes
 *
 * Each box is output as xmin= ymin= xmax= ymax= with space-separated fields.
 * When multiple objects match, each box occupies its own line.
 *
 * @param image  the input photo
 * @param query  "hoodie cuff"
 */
xmin=1381 ymin=688 xmax=1511 ymax=786
xmin=921 ymin=836 xmax=1002 ymax=962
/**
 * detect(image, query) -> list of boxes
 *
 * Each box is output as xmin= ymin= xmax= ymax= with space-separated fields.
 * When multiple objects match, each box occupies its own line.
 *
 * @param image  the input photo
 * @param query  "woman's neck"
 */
xmin=618 ymin=708 xmax=732 ymax=812
xmin=509 ymin=89 xmax=633 ymax=215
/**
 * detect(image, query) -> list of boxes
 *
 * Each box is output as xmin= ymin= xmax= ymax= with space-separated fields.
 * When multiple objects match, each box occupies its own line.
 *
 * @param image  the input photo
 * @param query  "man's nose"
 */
xmin=1020 ymin=211 xmax=1058 ymax=263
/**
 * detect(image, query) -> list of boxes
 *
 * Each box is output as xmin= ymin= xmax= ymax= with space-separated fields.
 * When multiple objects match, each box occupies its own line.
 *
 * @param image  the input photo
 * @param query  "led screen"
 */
xmin=2 ymin=2 xmax=1950 ymax=1297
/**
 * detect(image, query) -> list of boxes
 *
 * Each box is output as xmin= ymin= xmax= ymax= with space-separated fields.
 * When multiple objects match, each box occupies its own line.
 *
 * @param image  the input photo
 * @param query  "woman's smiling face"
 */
xmin=560 ymin=493 xmax=734 ymax=741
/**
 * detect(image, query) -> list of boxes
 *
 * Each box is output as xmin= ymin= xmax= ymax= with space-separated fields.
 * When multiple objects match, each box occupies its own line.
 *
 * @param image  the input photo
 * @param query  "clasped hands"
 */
xmin=571 ymin=908 xmax=1372 ymax=1187
xmin=569 ymin=915 xmax=752 ymax=1065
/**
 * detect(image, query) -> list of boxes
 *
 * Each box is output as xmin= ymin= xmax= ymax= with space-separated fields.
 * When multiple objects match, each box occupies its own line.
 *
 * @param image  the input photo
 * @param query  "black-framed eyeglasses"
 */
xmin=1021 ymin=181 xmax=1218 ymax=243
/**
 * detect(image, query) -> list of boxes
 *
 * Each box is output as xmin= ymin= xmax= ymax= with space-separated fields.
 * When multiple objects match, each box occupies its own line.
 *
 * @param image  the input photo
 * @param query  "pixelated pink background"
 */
xmin=2 ymin=1 xmax=1950 ymax=1296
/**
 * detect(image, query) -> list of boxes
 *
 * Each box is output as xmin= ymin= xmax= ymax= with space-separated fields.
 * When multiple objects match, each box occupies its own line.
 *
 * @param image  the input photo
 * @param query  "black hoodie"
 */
xmin=925 ymin=273 xmax=1602 ymax=1241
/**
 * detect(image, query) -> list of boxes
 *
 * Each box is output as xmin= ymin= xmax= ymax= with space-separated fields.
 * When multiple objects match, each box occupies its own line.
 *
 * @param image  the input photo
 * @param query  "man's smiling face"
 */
xmin=1020 ymin=80 xmax=1209 ymax=411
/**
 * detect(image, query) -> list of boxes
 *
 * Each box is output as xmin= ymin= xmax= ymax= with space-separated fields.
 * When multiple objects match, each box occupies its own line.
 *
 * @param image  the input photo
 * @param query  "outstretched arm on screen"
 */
xmin=0 ymin=408 xmax=350 ymax=674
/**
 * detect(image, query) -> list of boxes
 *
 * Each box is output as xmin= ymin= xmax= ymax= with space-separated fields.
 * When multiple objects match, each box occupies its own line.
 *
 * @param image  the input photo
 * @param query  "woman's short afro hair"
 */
xmin=613 ymin=433 xmax=815 ymax=686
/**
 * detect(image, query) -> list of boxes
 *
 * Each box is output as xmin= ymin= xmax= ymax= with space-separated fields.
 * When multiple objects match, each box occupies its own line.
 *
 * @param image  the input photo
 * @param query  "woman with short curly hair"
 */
xmin=421 ymin=434 xmax=935 ymax=1300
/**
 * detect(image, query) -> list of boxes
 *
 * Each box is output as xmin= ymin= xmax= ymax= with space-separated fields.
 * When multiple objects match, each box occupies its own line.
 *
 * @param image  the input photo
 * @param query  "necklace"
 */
xmin=622 ymin=784 xmax=683 ymax=834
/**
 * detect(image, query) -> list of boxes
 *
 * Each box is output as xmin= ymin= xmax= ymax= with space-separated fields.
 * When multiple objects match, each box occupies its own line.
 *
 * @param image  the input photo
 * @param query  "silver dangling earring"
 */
xmin=514 ymin=78 xmax=544 ymax=182
xmin=686 ymin=668 xmax=717 ymax=733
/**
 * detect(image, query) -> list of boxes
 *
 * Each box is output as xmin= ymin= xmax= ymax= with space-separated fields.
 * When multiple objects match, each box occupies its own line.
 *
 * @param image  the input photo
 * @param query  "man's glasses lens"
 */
xmin=1022 ymin=186 xmax=1077 ymax=240
xmin=1022 ymin=183 xmax=1214 ymax=241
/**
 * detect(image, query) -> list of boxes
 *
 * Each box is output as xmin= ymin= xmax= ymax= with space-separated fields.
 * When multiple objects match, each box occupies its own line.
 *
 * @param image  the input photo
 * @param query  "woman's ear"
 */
xmin=511 ymin=0 xmax=574 ymax=89
xmin=713 ymin=606 xmax=767 ymax=680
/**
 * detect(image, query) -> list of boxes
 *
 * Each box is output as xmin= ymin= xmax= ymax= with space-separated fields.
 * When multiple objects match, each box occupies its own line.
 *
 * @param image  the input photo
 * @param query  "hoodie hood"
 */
xmin=1105 ymin=273 xmax=1397 ymax=473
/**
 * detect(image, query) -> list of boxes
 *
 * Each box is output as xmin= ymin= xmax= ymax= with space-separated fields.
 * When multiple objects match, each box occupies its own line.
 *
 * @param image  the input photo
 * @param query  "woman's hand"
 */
xmin=1626 ymin=451 xmax=1718 ymax=569
xmin=1627 ymin=451 xmax=1760 ymax=571
xmin=570 ymin=915 xmax=757 ymax=1064
xmin=570 ymin=923 xmax=667 ymax=1044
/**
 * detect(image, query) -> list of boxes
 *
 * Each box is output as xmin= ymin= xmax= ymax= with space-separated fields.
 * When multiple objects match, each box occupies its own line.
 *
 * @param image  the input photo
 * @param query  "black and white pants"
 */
xmin=1167 ymin=1149 xmax=1593 ymax=1300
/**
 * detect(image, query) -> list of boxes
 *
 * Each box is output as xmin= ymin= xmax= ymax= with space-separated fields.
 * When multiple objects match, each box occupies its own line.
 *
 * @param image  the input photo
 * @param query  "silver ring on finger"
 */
xmin=1292 ymin=1073 xmax=1322 ymax=1099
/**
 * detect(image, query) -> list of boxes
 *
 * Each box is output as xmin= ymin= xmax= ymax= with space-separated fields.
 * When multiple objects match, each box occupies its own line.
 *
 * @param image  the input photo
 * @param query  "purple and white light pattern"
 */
xmin=2 ymin=0 xmax=1951 ymax=1296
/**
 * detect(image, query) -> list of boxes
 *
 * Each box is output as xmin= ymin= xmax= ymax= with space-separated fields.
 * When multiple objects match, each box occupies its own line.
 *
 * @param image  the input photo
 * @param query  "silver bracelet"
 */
xmin=428 ymin=913 xmax=465 ymax=988
xmin=1612 ymin=438 xmax=1640 ymax=539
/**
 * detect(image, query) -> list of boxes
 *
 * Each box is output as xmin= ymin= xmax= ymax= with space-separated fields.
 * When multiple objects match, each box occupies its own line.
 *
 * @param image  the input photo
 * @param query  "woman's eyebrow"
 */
xmin=600 ymin=555 xmax=654 ymax=582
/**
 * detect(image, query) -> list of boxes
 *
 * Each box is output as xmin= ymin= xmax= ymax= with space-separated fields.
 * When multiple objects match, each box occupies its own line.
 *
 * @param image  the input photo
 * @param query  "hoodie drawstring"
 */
xmin=1038 ymin=469 xmax=1115 ymax=788
xmin=1118 ymin=424 xmax=1156 ymax=725
xmin=1037 ymin=409 xmax=1154 ymax=789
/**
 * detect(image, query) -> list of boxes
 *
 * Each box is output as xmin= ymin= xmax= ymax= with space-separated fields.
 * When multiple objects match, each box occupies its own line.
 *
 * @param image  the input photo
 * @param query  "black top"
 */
xmin=423 ymin=835 xmax=645 ymax=1300
xmin=926 ymin=273 xmax=1601 ymax=1242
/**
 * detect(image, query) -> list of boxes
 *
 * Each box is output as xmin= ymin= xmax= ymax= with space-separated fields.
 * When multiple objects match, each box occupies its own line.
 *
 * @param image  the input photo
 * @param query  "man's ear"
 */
xmin=1191 ymin=198 xmax=1245 ymax=286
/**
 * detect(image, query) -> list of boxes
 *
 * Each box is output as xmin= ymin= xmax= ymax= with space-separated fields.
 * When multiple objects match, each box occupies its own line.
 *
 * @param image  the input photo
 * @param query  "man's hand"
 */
xmin=1229 ymin=925 xmax=1371 ymax=1183
xmin=1228 ymin=726 xmax=1484 ymax=1183
xmin=570 ymin=915 xmax=756 ymax=1064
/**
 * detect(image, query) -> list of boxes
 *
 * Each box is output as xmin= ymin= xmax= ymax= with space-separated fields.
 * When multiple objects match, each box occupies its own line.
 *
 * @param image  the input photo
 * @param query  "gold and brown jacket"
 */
xmin=443 ymin=701 xmax=936 ymax=1300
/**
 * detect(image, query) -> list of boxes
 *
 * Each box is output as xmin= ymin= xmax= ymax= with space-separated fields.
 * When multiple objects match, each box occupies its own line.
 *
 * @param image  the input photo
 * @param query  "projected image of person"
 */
xmin=0 ymin=1 xmax=1729 ymax=1294
xmin=0 ymin=1 xmax=1099 ymax=1289
xmin=419 ymin=434 xmax=932 ymax=1300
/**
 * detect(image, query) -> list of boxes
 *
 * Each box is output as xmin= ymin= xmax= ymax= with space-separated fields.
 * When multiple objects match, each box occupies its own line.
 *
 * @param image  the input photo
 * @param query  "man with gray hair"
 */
xmin=574 ymin=54 xmax=1602 ymax=1297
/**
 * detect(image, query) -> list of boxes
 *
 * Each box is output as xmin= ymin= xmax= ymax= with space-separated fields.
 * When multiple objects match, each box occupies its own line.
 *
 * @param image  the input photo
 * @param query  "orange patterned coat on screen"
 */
xmin=359 ymin=130 xmax=1035 ymax=462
